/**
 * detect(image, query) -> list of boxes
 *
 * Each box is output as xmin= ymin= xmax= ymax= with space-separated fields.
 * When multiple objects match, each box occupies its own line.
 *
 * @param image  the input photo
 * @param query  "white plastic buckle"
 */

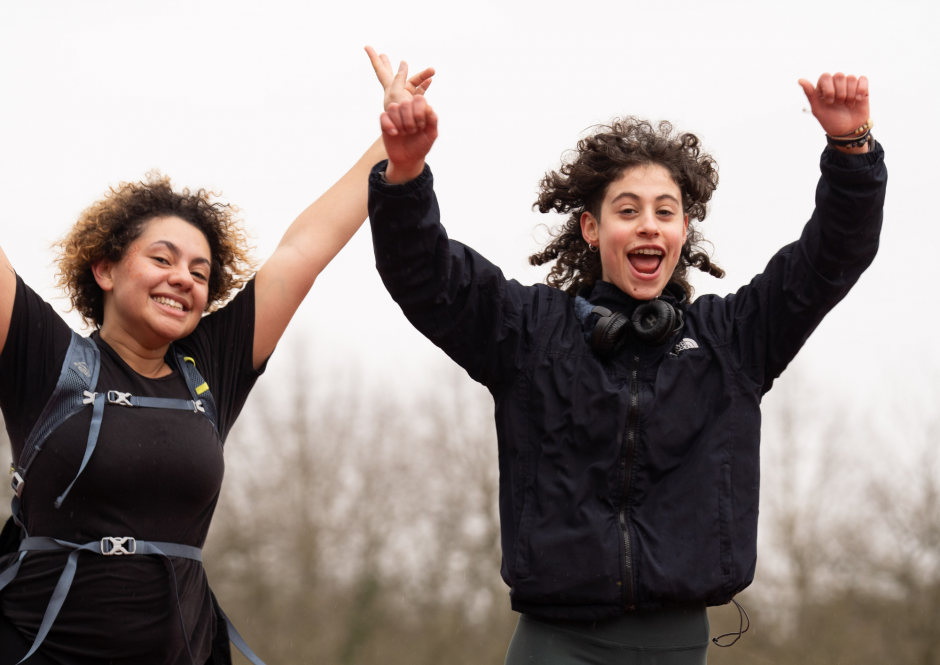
xmin=100 ymin=536 xmax=136 ymax=555
xmin=107 ymin=391 xmax=133 ymax=407
xmin=11 ymin=471 xmax=24 ymax=498
xmin=193 ymin=400 xmax=205 ymax=414
xmin=82 ymin=391 xmax=97 ymax=405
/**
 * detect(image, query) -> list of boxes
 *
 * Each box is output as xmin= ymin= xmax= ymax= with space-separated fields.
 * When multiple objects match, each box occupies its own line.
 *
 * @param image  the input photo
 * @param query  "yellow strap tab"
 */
xmin=196 ymin=383 xmax=209 ymax=396
xmin=183 ymin=356 xmax=196 ymax=366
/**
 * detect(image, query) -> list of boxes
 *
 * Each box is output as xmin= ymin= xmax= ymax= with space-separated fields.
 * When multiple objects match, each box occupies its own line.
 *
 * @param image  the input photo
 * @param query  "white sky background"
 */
xmin=0 ymin=1 xmax=937 ymax=435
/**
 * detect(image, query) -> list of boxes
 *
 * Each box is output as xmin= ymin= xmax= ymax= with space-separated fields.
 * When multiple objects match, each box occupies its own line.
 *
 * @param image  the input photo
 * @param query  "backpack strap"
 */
xmin=10 ymin=332 xmax=100 ymax=529
xmin=0 ymin=536 xmax=268 ymax=665
xmin=12 ymin=336 xmax=223 ymax=516
xmin=172 ymin=348 xmax=219 ymax=437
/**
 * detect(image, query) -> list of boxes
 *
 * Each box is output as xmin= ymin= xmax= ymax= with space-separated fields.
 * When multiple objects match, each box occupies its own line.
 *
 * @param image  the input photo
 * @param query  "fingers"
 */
xmin=424 ymin=105 xmax=439 ymax=142
xmin=391 ymin=60 xmax=408 ymax=98
xmin=384 ymin=99 xmax=430 ymax=135
xmin=844 ymin=75 xmax=858 ymax=108
xmin=399 ymin=98 xmax=417 ymax=133
xmin=407 ymin=67 xmax=436 ymax=94
xmin=364 ymin=45 xmax=392 ymax=87
xmin=412 ymin=95 xmax=428 ymax=129
xmin=416 ymin=78 xmax=433 ymax=95
xmin=832 ymin=72 xmax=847 ymax=105
xmin=818 ymin=73 xmax=835 ymax=104
xmin=798 ymin=78 xmax=817 ymax=104
xmin=380 ymin=111 xmax=399 ymax=136
xmin=856 ymin=75 xmax=869 ymax=102
xmin=385 ymin=97 xmax=429 ymax=135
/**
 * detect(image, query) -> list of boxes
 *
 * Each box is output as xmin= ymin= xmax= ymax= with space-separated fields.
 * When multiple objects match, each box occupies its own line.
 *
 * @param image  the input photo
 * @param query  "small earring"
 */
xmin=588 ymin=243 xmax=598 ymax=253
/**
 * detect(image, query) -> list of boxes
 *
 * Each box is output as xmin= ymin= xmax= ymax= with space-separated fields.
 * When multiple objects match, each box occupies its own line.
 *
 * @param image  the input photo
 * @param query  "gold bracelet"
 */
xmin=832 ymin=118 xmax=873 ymax=138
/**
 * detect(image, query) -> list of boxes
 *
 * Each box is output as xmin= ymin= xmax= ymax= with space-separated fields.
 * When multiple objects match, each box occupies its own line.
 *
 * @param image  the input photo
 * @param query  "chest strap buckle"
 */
xmin=101 ymin=536 xmax=137 ymax=555
xmin=107 ymin=391 xmax=133 ymax=407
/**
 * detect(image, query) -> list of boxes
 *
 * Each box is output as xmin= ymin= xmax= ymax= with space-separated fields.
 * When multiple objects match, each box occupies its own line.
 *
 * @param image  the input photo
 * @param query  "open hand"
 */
xmin=365 ymin=46 xmax=435 ymax=111
xmin=799 ymin=72 xmax=871 ymax=138
xmin=379 ymin=61 xmax=438 ymax=184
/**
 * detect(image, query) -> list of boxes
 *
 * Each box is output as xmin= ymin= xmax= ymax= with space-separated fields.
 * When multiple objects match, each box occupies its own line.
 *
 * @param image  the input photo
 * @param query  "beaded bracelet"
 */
xmin=826 ymin=131 xmax=873 ymax=149
xmin=830 ymin=118 xmax=874 ymax=139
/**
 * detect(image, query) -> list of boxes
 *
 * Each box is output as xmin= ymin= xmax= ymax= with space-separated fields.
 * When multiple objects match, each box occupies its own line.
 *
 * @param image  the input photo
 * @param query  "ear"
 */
xmin=682 ymin=214 xmax=689 ymax=243
xmin=91 ymin=259 xmax=115 ymax=292
xmin=580 ymin=211 xmax=600 ymax=249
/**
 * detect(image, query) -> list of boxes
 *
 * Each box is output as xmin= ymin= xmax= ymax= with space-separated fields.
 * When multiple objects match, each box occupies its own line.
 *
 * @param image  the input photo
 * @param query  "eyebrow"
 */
xmin=150 ymin=240 xmax=211 ymax=267
xmin=610 ymin=192 xmax=682 ymax=206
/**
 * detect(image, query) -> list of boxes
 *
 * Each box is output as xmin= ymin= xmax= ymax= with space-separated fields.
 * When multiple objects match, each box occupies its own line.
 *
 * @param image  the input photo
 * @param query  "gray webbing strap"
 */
xmin=105 ymin=390 xmax=203 ymax=412
xmin=53 ymin=393 xmax=105 ymax=508
xmin=218 ymin=606 xmax=267 ymax=665
xmin=2 ymin=537 xmax=204 ymax=665
xmin=0 ymin=537 xmax=266 ymax=665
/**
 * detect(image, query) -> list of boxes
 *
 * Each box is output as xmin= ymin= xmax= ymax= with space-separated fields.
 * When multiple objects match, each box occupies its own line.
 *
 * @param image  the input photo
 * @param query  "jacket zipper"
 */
xmin=619 ymin=352 xmax=640 ymax=610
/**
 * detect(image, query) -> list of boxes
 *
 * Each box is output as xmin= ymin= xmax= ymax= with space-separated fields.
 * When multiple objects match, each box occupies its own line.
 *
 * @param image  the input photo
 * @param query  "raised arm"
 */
xmin=367 ymin=65 xmax=543 ymax=389
xmin=711 ymin=72 xmax=886 ymax=394
xmin=0 ymin=243 xmax=15 ymax=354
xmin=250 ymin=54 xmax=434 ymax=370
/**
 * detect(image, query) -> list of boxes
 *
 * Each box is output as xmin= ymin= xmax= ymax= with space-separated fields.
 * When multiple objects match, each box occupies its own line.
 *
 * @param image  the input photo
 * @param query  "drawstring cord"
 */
xmin=712 ymin=598 xmax=749 ymax=647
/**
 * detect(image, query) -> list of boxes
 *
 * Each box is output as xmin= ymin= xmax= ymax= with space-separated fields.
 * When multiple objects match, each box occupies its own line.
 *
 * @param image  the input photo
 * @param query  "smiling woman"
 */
xmin=0 ymin=54 xmax=435 ymax=665
xmin=529 ymin=118 xmax=725 ymax=302
xmin=56 ymin=173 xmax=253 ymax=331
xmin=367 ymin=64 xmax=885 ymax=665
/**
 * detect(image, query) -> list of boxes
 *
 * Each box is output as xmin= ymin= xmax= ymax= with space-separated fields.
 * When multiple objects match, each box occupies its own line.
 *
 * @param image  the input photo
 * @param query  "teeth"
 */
xmin=153 ymin=296 xmax=184 ymax=311
xmin=631 ymin=248 xmax=663 ymax=256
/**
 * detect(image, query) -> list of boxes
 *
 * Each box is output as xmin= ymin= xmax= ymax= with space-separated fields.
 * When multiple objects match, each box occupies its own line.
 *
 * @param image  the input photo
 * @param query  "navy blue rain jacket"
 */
xmin=367 ymin=144 xmax=887 ymax=620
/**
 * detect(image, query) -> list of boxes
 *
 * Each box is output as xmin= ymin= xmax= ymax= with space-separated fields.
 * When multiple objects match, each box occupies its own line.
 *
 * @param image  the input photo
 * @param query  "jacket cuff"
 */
xmin=368 ymin=160 xmax=433 ymax=196
xmin=820 ymin=139 xmax=885 ymax=180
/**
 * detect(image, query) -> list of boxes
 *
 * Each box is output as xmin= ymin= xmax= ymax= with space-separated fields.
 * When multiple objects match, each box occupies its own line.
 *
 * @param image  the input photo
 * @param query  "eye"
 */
xmin=192 ymin=272 xmax=208 ymax=282
xmin=153 ymin=256 xmax=170 ymax=265
xmin=619 ymin=206 xmax=637 ymax=215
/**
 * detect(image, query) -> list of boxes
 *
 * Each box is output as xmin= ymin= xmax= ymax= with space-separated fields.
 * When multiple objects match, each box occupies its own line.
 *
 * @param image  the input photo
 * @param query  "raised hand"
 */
xmin=365 ymin=46 xmax=435 ymax=111
xmin=799 ymin=72 xmax=871 ymax=139
xmin=379 ymin=61 xmax=438 ymax=184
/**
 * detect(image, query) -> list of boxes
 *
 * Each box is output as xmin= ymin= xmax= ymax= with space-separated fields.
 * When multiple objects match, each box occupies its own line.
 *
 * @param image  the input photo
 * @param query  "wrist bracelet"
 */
xmin=826 ymin=131 xmax=873 ymax=149
xmin=830 ymin=118 xmax=874 ymax=139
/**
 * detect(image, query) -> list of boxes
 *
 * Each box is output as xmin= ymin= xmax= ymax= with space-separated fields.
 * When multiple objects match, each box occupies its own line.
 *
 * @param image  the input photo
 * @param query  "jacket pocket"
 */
xmin=513 ymin=474 xmax=537 ymax=580
xmin=718 ymin=463 xmax=735 ymax=586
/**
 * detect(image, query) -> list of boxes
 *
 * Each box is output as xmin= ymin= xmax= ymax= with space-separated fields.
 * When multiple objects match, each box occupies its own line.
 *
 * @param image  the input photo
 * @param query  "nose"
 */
xmin=636 ymin=210 xmax=660 ymax=237
xmin=168 ymin=264 xmax=194 ymax=291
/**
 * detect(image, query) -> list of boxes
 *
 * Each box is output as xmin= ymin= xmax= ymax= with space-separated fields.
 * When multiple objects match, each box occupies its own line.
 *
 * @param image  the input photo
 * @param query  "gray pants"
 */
xmin=505 ymin=605 xmax=709 ymax=665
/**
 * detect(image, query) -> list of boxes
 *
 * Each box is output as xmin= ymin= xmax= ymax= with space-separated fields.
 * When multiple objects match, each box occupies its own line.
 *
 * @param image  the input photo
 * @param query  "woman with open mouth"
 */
xmin=0 ymin=64 xmax=434 ymax=664
xmin=366 ymin=56 xmax=885 ymax=665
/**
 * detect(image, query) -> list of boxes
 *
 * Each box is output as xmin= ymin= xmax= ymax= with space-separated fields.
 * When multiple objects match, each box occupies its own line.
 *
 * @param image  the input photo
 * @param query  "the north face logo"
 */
xmin=73 ymin=361 xmax=91 ymax=378
xmin=671 ymin=338 xmax=699 ymax=356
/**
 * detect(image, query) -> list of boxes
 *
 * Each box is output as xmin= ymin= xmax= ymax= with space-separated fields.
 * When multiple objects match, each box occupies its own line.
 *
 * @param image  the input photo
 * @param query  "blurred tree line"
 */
xmin=1 ymin=356 xmax=938 ymax=664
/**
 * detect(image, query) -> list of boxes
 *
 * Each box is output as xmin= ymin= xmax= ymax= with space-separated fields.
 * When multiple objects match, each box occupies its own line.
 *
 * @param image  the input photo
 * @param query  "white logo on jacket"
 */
xmin=671 ymin=338 xmax=699 ymax=356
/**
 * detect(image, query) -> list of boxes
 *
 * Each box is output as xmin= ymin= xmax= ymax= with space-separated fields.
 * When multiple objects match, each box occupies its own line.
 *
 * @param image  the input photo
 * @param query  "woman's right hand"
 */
xmin=365 ymin=46 xmax=434 ymax=111
xmin=379 ymin=62 xmax=439 ymax=184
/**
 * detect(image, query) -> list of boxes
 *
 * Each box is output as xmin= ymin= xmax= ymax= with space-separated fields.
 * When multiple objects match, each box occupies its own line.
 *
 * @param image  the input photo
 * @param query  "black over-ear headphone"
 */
xmin=590 ymin=299 xmax=684 ymax=358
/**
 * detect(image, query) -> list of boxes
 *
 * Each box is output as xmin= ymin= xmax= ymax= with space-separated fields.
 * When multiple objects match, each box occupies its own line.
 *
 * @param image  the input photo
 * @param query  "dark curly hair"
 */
xmin=529 ymin=117 xmax=724 ymax=300
xmin=55 ymin=172 xmax=255 ymax=328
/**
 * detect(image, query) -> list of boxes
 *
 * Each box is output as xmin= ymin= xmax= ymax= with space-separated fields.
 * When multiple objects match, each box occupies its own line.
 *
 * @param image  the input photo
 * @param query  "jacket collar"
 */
xmin=581 ymin=280 xmax=687 ymax=315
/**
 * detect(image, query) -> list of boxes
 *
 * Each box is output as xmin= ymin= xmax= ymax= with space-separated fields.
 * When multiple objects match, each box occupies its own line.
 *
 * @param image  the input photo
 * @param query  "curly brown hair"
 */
xmin=55 ymin=172 xmax=255 ymax=328
xmin=529 ymin=117 xmax=724 ymax=300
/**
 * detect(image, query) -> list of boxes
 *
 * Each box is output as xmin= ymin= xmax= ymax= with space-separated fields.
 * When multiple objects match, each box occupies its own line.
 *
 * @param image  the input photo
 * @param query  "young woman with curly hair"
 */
xmin=0 ymin=60 xmax=434 ymax=665
xmin=366 ymin=60 xmax=886 ymax=665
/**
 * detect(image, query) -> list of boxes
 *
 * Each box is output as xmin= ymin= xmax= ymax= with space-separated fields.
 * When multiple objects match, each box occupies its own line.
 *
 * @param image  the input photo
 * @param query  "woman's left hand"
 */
xmin=365 ymin=46 xmax=435 ymax=111
xmin=799 ymin=72 xmax=871 ymax=138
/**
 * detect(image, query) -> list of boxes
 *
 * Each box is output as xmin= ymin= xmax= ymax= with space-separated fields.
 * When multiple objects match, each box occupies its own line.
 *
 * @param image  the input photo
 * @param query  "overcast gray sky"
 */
xmin=1 ymin=1 xmax=936 ymax=431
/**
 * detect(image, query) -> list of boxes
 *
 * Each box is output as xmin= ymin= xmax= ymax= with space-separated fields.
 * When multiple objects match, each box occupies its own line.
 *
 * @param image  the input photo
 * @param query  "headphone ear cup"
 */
xmin=592 ymin=311 xmax=630 ymax=358
xmin=631 ymin=300 xmax=676 ymax=346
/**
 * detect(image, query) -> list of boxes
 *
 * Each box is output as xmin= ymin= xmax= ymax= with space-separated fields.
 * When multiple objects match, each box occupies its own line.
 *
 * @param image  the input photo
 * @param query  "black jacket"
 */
xmin=367 ymin=144 xmax=887 ymax=620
